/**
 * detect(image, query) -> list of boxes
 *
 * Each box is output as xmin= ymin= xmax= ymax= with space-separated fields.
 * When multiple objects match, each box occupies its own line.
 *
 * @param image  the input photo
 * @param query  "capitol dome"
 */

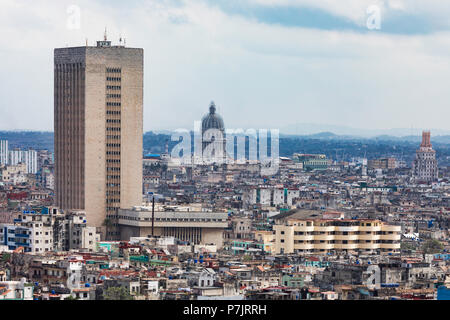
xmin=202 ymin=101 xmax=224 ymax=134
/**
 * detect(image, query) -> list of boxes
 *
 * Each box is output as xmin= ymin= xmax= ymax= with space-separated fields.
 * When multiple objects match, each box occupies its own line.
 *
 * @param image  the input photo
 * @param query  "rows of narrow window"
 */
xmin=106 ymin=68 xmax=121 ymax=73
xmin=106 ymin=85 xmax=121 ymax=90
xmin=106 ymin=77 xmax=121 ymax=81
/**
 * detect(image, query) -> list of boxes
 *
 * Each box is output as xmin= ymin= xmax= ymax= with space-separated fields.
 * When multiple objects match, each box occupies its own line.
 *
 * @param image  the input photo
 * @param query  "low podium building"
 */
xmin=118 ymin=206 xmax=228 ymax=248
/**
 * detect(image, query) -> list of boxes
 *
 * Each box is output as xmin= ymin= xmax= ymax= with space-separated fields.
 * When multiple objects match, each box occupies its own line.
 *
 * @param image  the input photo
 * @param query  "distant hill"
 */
xmin=281 ymin=132 xmax=450 ymax=144
xmin=0 ymin=131 xmax=54 ymax=152
xmin=280 ymin=123 xmax=450 ymax=137
xmin=0 ymin=131 xmax=449 ymax=166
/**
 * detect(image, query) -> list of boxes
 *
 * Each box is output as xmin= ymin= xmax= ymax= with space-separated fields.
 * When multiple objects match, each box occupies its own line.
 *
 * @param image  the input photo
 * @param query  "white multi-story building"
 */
xmin=0 ymin=163 xmax=27 ymax=184
xmin=244 ymin=187 xmax=300 ymax=207
xmin=274 ymin=218 xmax=401 ymax=255
xmin=24 ymin=150 xmax=38 ymax=174
xmin=0 ymin=140 xmax=8 ymax=165
xmin=8 ymin=149 xmax=38 ymax=174
xmin=0 ymin=207 xmax=100 ymax=253
xmin=8 ymin=149 xmax=22 ymax=167
xmin=0 ymin=219 xmax=54 ymax=254
xmin=0 ymin=278 xmax=34 ymax=300
xmin=67 ymin=212 xmax=100 ymax=252
xmin=45 ymin=171 xmax=54 ymax=190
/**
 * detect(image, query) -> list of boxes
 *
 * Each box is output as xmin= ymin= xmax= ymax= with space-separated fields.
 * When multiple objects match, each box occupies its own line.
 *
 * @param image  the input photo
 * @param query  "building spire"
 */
xmin=420 ymin=131 xmax=432 ymax=148
xmin=209 ymin=101 xmax=216 ymax=114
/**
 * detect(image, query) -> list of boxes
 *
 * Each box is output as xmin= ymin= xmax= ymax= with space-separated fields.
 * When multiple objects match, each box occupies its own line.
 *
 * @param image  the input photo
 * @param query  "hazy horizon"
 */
xmin=1 ymin=124 xmax=450 ymax=139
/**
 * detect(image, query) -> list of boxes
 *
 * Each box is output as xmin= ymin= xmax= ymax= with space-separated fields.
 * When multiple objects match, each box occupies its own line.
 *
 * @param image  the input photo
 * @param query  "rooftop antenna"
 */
xmin=104 ymin=27 xmax=107 ymax=41
xmin=119 ymin=34 xmax=122 ymax=46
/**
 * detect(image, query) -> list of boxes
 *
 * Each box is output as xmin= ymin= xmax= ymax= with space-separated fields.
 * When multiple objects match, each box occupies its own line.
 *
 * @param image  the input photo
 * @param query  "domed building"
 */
xmin=201 ymin=101 xmax=226 ymax=162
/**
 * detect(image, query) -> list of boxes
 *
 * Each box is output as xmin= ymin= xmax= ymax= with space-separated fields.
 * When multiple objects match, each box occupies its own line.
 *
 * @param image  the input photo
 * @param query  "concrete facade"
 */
xmin=274 ymin=218 xmax=401 ymax=254
xmin=412 ymin=131 xmax=438 ymax=182
xmin=118 ymin=208 xmax=228 ymax=248
xmin=54 ymin=41 xmax=143 ymax=239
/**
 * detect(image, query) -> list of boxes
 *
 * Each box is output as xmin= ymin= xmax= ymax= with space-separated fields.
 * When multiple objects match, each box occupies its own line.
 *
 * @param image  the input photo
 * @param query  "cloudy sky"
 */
xmin=0 ymin=0 xmax=449 ymax=135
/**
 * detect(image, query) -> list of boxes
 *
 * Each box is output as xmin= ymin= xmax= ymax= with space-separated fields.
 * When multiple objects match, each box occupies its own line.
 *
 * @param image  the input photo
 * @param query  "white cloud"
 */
xmin=0 ymin=0 xmax=449 ymax=133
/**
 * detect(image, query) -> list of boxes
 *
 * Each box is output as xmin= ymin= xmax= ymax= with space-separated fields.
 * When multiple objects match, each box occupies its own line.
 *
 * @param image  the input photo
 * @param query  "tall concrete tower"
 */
xmin=412 ymin=131 xmax=438 ymax=183
xmin=54 ymin=37 xmax=143 ymax=240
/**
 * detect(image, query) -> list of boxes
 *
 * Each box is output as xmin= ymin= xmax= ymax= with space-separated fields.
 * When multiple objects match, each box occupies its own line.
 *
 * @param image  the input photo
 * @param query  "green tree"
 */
xmin=103 ymin=286 xmax=133 ymax=300
xmin=242 ymin=255 xmax=252 ymax=261
xmin=401 ymin=241 xmax=416 ymax=251
xmin=421 ymin=239 xmax=444 ymax=254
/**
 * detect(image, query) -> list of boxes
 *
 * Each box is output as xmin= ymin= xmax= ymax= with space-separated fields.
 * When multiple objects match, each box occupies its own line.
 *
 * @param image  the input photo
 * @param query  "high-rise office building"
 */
xmin=412 ymin=131 xmax=438 ymax=182
xmin=54 ymin=36 xmax=143 ymax=239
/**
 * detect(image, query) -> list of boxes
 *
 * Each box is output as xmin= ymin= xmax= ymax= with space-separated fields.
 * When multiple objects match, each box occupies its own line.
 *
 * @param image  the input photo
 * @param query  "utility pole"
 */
xmin=151 ymin=196 xmax=155 ymax=237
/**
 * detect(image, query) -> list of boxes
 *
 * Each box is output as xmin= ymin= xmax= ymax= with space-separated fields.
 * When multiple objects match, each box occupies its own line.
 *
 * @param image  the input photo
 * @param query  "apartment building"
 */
xmin=0 ymin=278 xmax=34 ymax=300
xmin=244 ymin=187 xmax=300 ymax=208
xmin=0 ymin=140 xmax=8 ymax=165
xmin=293 ymin=153 xmax=328 ymax=171
xmin=368 ymin=157 xmax=396 ymax=170
xmin=0 ymin=207 xmax=99 ymax=253
xmin=8 ymin=149 xmax=38 ymax=174
xmin=274 ymin=218 xmax=401 ymax=254
xmin=0 ymin=163 xmax=27 ymax=184
xmin=0 ymin=217 xmax=54 ymax=254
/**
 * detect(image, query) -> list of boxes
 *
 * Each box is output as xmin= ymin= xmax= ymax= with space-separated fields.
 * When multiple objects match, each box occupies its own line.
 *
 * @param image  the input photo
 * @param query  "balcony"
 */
xmin=334 ymin=235 xmax=359 ymax=240
xmin=335 ymin=243 xmax=359 ymax=250
xmin=293 ymin=226 xmax=314 ymax=232
xmin=15 ymin=234 xmax=29 ymax=238
xmin=314 ymin=235 xmax=334 ymax=241
xmin=380 ymin=243 xmax=401 ymax=249
xmin=294 ymin=243 xmax=314 ymax=250
xmin=358 ymin=234 xmax=381 ymax=240
xmin=313 ymin=243 xmax=334 ymax=250
xmin=336 ymin=226 xmax=359 ymax=232
xmin=382 ymin=225 xmax=401 ymax=232
xmin=358 ymin=243 xmax=380 ymax=249
xmin=313 ymin=226 xmax=335 ymax=232
xmin=294 ymin=235 xmax=314 ymax=241
xmin=380 ymin=234 xmax=401 ymax=241
xmin=359 ymin=226 xmax=382 ymax=232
